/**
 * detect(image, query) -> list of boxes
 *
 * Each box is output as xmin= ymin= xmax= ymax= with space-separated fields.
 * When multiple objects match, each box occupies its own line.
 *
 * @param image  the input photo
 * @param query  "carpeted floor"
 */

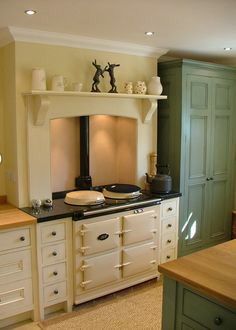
xmin=39 ymin=279 xmax=163 ymax=330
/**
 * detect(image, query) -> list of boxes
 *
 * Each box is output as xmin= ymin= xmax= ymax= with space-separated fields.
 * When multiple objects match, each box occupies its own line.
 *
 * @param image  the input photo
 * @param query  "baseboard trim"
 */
xmin=0 ymin=195 xmax=7 ymax=204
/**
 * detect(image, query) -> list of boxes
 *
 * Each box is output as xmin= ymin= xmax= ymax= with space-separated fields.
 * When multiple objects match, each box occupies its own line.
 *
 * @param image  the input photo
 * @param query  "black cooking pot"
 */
xmin=145 ymin=165 xmax=172 ymax=194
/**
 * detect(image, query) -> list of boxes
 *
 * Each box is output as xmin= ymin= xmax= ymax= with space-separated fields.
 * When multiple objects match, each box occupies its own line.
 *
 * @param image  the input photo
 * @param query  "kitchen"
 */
xmin=0 ymin=1 xmax=236 ymax=329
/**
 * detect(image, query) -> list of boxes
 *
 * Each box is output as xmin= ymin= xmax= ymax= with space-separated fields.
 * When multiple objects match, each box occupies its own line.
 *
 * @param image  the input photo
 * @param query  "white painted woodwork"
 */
xmin=42 ymin=262 xmax=66 ymax=284
xmin=159 ymin=198 xmax=179 ymax=264
xmin=0 ymin=228 xmax=30 ymax=251
xmin=43 ymin=281 xmax=67 ymax=306
xmin=40 ymin=222 xmax=66 ymax=244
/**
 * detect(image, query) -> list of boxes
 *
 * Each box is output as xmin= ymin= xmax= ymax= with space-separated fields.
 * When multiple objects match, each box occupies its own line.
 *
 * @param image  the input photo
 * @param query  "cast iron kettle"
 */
xmin=145 ymin=164 xmax=172 ymax=194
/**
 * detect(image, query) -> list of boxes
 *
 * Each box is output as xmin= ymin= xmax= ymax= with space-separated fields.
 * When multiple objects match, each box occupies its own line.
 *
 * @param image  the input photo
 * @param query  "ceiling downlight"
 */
xmin=24 ymin=9 xmax=37 ymax=15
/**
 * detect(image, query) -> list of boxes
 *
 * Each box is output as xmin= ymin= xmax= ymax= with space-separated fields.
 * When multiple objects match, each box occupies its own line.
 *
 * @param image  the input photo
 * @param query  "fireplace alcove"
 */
xmin=24 ymin=91 xmax=167 ymax=204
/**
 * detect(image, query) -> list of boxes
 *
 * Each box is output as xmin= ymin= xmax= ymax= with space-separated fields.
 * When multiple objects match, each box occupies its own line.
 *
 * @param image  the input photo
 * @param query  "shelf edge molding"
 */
xmin=23 ymin=91 xmax=167 ymax=125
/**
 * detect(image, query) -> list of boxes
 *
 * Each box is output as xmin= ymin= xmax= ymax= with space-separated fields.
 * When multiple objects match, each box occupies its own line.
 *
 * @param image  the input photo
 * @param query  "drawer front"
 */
xmin=0 ymin=279 xmax=33 ymax=319
xmin=160 ymin=248 xmax=176 ymax=264
xmin=161 ymin=217 xmax=176 ymax=235
xmin=0 ymin=250 xmax=31 ymax=284
xmin=122 ymin=242 xmax=157 ymax=278
xmin=161 ymin=200 xmax=177 ymax=218
xmin=42 ymin=242 xmax=66 ymax=265
xmin=0 ymin=228 xmax=30 ymax=252
xmin=80 ymin=251 xmax=121 ymax=290
xmin=123 ymin=210 xmax=157 ymax=245
xmin=42 ymin=262 xmax=66 ymax=284
xmin=41 ymin=222 xmax=66 ymax=244
xmin=161 ymin=232 xmax=176 ymax=250
xmin=182 ymin=287 xmax=236 ymax=330
xmin=80 ymin=217 xmax=120 ymax=255
xmin=43 ymin=281 xmax=67 ymax=306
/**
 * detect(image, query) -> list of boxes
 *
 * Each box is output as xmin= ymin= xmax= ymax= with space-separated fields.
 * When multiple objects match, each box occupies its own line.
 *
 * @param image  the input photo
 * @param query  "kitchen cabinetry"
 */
xmin=158 ymin=59 xmax=236 ymax=256
xmin=73 ymin=205 xmax=160 ymax=304
xmin=0 ymin=225 xmax=36 ymax=327
xmin=36 ymin=218 xmax=73 ymax=319
xmin=159 ymin=198 xmax=179 ymax=263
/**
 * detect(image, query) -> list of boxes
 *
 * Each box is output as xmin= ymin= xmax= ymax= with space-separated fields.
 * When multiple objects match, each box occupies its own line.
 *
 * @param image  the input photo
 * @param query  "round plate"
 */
xmin=103 ymin=188 xmax=141 ymax=200
xmin=105 ymin=184 xmax=141 ymax=194
xmin=64 ymin=190 xmax=105 ymax=205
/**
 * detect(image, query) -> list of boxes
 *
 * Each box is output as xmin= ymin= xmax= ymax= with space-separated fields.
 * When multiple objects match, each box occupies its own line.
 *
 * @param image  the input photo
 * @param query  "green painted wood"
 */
xmin=162 ymin=277 xmax=177 ymax=330
xmin=158 ymin=59 xmax=236 ymax=256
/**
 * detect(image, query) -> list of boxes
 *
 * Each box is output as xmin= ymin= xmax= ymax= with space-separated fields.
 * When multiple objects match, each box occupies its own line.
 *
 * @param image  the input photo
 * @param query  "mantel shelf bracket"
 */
xmin=143 ymin=98 xmax=158 ymax=124
xmin=33 ymin=95 xmax=50 ymax=125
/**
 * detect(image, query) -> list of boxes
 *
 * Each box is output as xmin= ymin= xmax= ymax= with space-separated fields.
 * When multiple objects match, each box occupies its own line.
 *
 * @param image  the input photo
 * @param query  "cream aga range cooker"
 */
xmin=21 ymin=185 xmax=180 ymax=312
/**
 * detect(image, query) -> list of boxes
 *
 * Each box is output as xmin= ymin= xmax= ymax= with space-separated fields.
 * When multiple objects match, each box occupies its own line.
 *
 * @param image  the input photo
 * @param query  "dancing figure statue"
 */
xmin=105 ymin=62 xmax=120 ymax=93
xmin=91 ymin=60 xmax=107 ymax=92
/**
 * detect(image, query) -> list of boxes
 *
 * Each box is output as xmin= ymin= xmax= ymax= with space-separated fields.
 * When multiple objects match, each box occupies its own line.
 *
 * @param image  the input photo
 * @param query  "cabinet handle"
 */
xmin=210 ymin=177 xmax=214 ymax=180
xmin=51 ymin=231 xmax=57 ymax=236
xmin=214 ymin=316 xmax=223 ymax=325
xmin=206 ymin=177 xmax=211 ymax=181
xmin=150 ymin=259 xmax=157 ymax=264
xmin=53 ymin=289 xmax=59 ymax=295
xmin=167 ymin=207 xmax=173 ymax=211
xmin=20 ymin=236 xmax=25 ymax=241
xmin=167 ymin=239 xmax=172 ymax=243
xmin=52 ymin=251 xmax=57 ymax=256
xmin=167 ymin=224 xmax=172 ymax=228
xmin=80 ymin=280 xmax=92 ymax=288
xmin=53 ymin=271 xmax=58 ymax=276
xmin=166 ymin=255 xmax=171 ymax=259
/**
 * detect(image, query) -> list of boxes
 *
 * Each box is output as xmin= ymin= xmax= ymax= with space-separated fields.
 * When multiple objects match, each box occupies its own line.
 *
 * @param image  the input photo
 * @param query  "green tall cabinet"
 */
xmin=158 ymin=59 xmax=236 ymax=256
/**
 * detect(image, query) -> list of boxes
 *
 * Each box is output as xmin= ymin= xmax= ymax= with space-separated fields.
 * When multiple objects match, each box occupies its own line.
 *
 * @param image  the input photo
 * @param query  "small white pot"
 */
xmin=147 ymin=76 xmax=163 ymax=95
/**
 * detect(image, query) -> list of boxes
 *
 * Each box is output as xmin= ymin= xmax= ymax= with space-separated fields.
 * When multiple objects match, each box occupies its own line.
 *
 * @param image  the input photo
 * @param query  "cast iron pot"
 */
xmin=145 ymin=172 xmax=172 ymax=194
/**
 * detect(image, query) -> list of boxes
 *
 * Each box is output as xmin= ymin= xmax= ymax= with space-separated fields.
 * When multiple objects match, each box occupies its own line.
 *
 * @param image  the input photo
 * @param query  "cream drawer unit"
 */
xmin=122 ymin=210 xmax=157 ymax=245
xmin=79 ymin=217 xmax=121 ymax=255
xmin=0 ymin=279 xmax=33 ymax=319
xmin=43 ymin=281 xmax=67 ymax=306
xmin=160 ymin=248 xmax=176 ymax=264
xmin=42 ymin=262 xmax=66 ymax=284
xmin=42 ymin=242 xmax=66 ymax=265
xmin=161 ymin=199 xmax=178 ymax=218
xmin=159 ymin=198 xmax=179 ymax=264
xmin=0 ymin=227 xmax=30 ymax=252
xmin=0 ymin=249 xmax=31 ymax=284
xmin=0 ymin=224 xmax=36 ymax=327
xmin=41 ymin=222 xmax=66 ymax=244
xmin=37 ymin=218 xmax=73 ymax=319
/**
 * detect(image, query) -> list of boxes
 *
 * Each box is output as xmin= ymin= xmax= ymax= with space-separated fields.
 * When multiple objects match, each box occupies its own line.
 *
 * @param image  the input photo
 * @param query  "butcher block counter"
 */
xmin=158 ymin=240 xmax=236 ymax=330
xmin=0 ymin=203 xmax=36 ymax=229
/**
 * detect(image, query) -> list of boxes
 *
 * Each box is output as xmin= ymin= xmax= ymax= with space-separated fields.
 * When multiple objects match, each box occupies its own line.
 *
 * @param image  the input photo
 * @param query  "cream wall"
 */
xmin=0 ymin=48 xmax=5 ymax=195
xmin=11 ymin=41 xmax=157 ymax=206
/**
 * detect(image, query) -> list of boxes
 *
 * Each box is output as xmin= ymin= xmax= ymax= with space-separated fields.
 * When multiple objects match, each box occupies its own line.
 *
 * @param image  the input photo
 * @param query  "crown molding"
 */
xmin=0 ymin=26 xmax=168 ymax=58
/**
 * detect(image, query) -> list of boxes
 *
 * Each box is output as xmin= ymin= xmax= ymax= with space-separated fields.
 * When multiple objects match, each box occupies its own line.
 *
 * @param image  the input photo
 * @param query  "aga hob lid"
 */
xmin=103 ymin=184 xmax=141 ymax=199
xmin=64 ymin=190 xmax=105 ymax=205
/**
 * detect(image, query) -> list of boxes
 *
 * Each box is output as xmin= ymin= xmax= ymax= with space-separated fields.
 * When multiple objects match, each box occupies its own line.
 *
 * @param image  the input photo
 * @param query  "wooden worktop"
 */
xmin=0 ymin=204 xmax=36 ymax=229
xmin=158 ymin=240 xmax=236 ymax=309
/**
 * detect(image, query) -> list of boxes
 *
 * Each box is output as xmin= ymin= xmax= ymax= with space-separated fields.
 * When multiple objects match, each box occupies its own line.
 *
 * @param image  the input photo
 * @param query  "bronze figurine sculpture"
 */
xmin=105 ymin=62 xmax=120 ymax=93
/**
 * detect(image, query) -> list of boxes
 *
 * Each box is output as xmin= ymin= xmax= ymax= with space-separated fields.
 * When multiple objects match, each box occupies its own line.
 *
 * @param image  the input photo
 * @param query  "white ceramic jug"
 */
xmin=147 ymin=76 xmax=163 ymax=95
xmin=51 ymin=75 xmax=66 ymax=91
xmin=31 ymin=68 xmax=46 ymax=90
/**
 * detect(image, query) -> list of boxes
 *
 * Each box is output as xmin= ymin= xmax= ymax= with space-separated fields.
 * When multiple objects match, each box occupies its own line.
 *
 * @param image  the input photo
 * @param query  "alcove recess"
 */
xmin=50 ymin=115 xmax=137 ymax=192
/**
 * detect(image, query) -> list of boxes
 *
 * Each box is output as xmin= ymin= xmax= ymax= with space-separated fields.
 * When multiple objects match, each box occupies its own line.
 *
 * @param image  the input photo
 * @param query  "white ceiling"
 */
xmin=1 ymin=0 xmax=236 ymax=63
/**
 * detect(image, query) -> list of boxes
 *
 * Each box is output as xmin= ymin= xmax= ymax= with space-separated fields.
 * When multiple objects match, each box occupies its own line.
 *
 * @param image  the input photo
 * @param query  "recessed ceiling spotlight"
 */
xmin=145 ymin=31 xmax=154 ymax=36
xmin=24 ymin=9 xmax=37 ymax=15
xmin=224 ymin=47 xmax=232 ymax=51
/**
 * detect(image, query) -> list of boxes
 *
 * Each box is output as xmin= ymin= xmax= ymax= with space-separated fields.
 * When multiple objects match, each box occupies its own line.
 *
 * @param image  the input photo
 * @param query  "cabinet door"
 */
xmin=122 ymin=210 xmax=156 ymax=245
xmin=80 ymin=251 xmax=121 ymax=290
xmin=122 ymin=242 xmax=157 ymax=278
xmin=206 ymin=78 xmax=234 ymax=244
xmin=81 ymin=217 xmax=120 ymax=255
xmin=180 ymin=75 xmax=212 ymax=255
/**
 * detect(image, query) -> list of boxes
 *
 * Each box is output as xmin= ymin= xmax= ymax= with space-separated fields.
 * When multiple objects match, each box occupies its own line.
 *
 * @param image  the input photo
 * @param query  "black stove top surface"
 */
xmin=21 ymin=190 xmax=181 ymax=223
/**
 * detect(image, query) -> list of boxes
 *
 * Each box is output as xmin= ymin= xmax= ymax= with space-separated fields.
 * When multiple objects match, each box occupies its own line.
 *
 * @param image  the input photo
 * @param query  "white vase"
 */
xmin=147 ymin=76 xmax=163 ymax=95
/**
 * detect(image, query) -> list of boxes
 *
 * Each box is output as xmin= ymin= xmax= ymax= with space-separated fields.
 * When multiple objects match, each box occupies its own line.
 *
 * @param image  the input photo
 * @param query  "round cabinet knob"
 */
xmin=53 ymin=271 xmax=58 ymax=276
xmin=206 ymin=177 xmax=211 ymax=181
xmin=52 ymin=251 xmax=57 ymax=256
xmin=166 ymin=255 xmax=171 ymax=259
xmin=167 ymin=224 xmax=172 ymax=228
xmin=168 ymin=207 xmax=173 ymax=211
xmin=53 ymin=289 xmax=59 ymax=295
xmin=51 ymin=231 xmax=57 ymax=236
xmin=167 ymin=239 xmax=172 ymax=243
xmin=214 ymin=316 xmax=223 ymax=325
xmin=20 ymin=236 xmax=25 ymax=241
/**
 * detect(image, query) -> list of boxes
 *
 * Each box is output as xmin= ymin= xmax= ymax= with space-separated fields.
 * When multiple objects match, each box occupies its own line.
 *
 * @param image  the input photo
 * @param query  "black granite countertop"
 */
xmin=21 ymin=191 xmax=181 ymax=223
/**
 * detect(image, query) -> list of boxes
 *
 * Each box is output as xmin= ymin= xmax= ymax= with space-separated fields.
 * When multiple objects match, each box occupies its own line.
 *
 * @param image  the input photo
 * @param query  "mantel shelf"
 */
xmin=23 ymin=90 xmax=167 ymax=125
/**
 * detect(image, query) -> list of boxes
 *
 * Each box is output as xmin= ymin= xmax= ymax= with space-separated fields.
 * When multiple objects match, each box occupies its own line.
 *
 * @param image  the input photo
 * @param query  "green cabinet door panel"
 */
xmin=158 ymin=59 xmax=236 ymax=256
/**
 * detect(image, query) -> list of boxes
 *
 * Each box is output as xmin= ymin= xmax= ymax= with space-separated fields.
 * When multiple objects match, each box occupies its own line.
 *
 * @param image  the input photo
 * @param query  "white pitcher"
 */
xmin=51 ymin=75 xmax=67 ymax=92
xmin=31 ymin=68 xmax=46 ymax=90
